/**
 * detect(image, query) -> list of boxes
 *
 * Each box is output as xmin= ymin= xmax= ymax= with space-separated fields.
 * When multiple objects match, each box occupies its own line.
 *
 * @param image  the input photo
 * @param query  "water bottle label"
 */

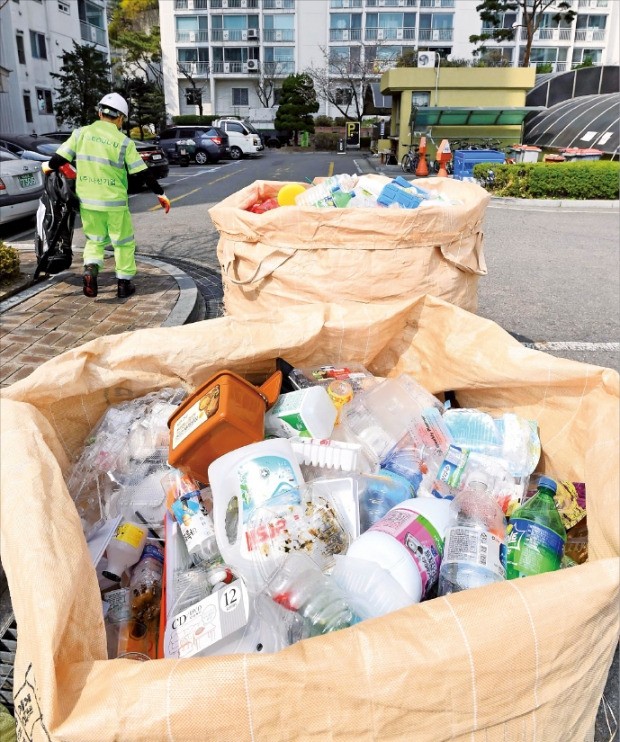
xmin=430 ymin=445 xmax=469 ymax=498
xmin=369 ymin=508 xmax=443 ymax=597
xmin=443 ymin=527 xmax=505 ymax=578
xmin=506 ymin=518 xmax=564 ymax=577
xmin=171 ymin=495 xmax=215 ymax=553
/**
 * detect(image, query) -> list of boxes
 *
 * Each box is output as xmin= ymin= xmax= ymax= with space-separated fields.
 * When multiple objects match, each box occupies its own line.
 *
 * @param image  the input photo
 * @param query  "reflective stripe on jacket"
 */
xmin=56 ymin=120 xmax=147 ymax=211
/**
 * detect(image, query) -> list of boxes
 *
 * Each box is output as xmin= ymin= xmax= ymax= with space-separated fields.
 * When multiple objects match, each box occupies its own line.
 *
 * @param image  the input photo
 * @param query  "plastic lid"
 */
xmin=537 ymin=476 xmax=557 ymax=493
xmin=102 ymin=569 xmax=122 ymax=582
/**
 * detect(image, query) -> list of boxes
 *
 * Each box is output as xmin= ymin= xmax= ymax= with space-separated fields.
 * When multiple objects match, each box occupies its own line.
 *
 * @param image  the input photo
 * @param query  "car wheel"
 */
xmin=229 ymin=146 xmax=243 ymax=160
xmin=194 ymin=149 xmax=209 ymax=165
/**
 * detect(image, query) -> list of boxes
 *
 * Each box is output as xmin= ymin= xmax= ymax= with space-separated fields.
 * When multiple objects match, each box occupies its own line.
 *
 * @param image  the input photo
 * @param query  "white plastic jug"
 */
xmin=208 ymin=439 xmax=306 ymax=592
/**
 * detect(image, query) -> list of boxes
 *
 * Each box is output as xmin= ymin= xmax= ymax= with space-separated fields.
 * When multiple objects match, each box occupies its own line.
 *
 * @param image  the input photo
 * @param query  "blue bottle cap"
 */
xmin=538 ymin=476 xmax=557 ymax=493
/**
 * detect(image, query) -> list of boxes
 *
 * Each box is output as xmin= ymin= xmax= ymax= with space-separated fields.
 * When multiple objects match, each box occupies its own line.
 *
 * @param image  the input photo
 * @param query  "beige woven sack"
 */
xmin=210 ymin=178 xmax=489 ymax=317
xmin=1 ymin=296 xmax=618 ymax=742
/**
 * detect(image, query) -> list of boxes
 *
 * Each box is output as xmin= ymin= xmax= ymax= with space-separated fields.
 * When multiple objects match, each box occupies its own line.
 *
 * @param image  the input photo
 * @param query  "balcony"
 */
xmin=365 ymin=26 xmax=416 ymax=41
xmin=418 ymin=27 xmax=453 ymax=41
xmin=210 ymin=61 xmax=265 ymax=73
xmin=176 ymin=30 xmax=209 ymax=42
xmin=178 ymin=61 xmax=211 ymax=76
xmin=529 ymin=61 xmax=568 ymax=72
xmin=330 ymin=28 xmax=363 ymax=42
xmin=262 ymin=61 xmax=295 ymax=75
xmin=262 ymin=28 xmax=295 ymax=41
xmin=574 ymin=27 xmax=606 ymax=41
xmin=366 ymin=0 xmax=416 ymax=6
xmin=520 ymin=27 xmax=573 ymax=41
xmin=212 ymin=28 xmax=260 ymax=41
xmin=330 ymin=0 xmax=362 ymax=6
xmin=80 ymin=21 xmax=106 ymax=46
xmin=578 ymin=0 xmax=608 ymax=7
xmin=210 ymin=0 xmax=259 ymax=7
xmin=263 ymin=0 xmax=295 ymax=8
xmin=420 ymin=0 xmax=454 ymax=7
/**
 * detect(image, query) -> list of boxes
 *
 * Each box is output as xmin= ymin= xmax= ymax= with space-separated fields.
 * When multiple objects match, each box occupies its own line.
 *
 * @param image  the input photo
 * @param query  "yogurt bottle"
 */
xmin=345 ymin=497 xmax=451 ymax=604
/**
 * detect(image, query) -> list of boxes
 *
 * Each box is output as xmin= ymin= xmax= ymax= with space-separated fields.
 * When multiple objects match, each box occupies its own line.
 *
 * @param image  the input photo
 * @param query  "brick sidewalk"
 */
xmin=0 ymin=251 xmax=179 ymax=387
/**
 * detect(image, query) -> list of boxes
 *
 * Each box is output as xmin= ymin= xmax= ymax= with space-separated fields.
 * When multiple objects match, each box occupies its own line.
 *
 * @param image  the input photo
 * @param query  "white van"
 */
xmin=212 ymin=118 xmax=264 ymax=160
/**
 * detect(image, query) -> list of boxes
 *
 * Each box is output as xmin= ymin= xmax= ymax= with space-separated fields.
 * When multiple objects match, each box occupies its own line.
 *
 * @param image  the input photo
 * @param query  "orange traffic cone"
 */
xmin=436 ymin=139 xmax=452 ymax=177
xmin=415 ymin=136 xmax=429 ymax=177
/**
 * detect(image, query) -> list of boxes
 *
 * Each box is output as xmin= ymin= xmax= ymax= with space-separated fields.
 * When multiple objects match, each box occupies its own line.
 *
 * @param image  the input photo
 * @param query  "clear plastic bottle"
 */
xmin=267 ymin=553 xmax=361 ymax=639
xmin=506 ymin=476 xmax=566 ymax=579
xmin=129 ymin=543 xmax=164 ymax=657
xmin=437 ymin=474 xmax=507 ymax=596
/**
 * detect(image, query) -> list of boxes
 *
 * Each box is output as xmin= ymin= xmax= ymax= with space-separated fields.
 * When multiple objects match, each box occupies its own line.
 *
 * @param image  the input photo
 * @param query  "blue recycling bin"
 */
xmin=452 ymin=150 xmax=505 ymax=181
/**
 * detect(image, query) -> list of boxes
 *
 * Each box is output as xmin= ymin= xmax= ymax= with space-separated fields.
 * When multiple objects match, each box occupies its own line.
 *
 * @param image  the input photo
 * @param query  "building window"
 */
xmin=185 ymin=88 xmax=202 ymax=105
xmin=412 ymin=91 xmax=431 ymax=107
xmin=36 ymin=89 xmax=54 ymax=114
xmin=30 ymin=31 xmax=47 ymax=60
xmin=23 ymin=92 xmax=33 ymax=123
xmin=232 ymin=88 xmax=249 ymax=106
xmin=16 ymin=34 xmax=26 ymax=64
xmin=58 ymin=2 xmax=70 ymax=12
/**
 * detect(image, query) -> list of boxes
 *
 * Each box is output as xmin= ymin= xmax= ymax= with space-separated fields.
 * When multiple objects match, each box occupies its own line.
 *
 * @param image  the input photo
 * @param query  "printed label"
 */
xmin=506 ymin=518 xmax=564 ymax=578
xmin=431 ymin=445 xmax=469 ymax=498
xmin=113 ymin=522 xmax=145 ymax=549
xmin=105 ymin=587 xmax=132 ymax=622
xmin=165 ymin=579 xmax=249 ymax=659
xmin=443 ymin=527 xmax=505 ymax=578
xmin=171 ymin=495 xmax=215 ymax=553
xmin=369 ymin=508 xmax=444 ymax=597
xmin=265 ymin=391 xmax=310 ymax=437
xmin=237 ymin=455 xmax=301 ymax=520
xmin=171 ymin=385 xmax=220 ymax=449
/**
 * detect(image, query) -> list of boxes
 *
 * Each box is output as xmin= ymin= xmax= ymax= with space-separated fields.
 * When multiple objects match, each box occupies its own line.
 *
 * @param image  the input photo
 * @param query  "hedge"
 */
xmin=0 ymin=242 xmax=20 ymax=284
xmin=472 ymin=160 xmax=619 ymax=200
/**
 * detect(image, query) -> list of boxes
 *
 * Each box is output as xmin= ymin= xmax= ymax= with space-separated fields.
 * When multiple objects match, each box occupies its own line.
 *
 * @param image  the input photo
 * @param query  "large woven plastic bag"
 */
xmin=1 ymin=296 xmax=617 ymax=742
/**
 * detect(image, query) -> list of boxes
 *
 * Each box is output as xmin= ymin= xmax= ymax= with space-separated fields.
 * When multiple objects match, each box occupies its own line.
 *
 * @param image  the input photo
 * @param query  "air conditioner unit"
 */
xmin=275 ymin=0 xmax=283 ymax=7
xmin=222 ymin=0 xmax=228 ymax=6
xmin=396 ymin=28 xmax=403 ymax=40
xmin=378 ymin=0 xmax=386 ymax=6
xmin=431 ymin=29 xmax=440 ymax=40
xmin=242 ymin=30 xmax=248 ymax=40
xmin=189 ymin=31 xmax=197 ymax=42
xmin=241 ymin=0 xmax=247 ymax=6
xmin=398 ymin=0 xmax=405 ymax=5
xmin=247 ymin=28 xmax=259 ymax=39
xmin=275 ymin=30 xmax=283 ymax=41
xmin=223 ymin=63 xmax=230 ymax=73
xmin=342 ymin=29 xmax=349 ymax=41
xmin=377 ymin=29 xmax=385 ymax=40
xmin=90 ymin=26 xmax=97 ymax=42
xmin=222 ymin=30 xmax=230 ymax=40
xmin=247 ymin=59 xmax=259 ymax=71
xmin=418 ymin=51 xmax=437 ymax=67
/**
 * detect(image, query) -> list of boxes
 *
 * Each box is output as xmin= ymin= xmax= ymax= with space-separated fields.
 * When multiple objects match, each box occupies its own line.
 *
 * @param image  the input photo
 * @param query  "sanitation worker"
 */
xmin=45 ymin=92 xmax=171 ymax=299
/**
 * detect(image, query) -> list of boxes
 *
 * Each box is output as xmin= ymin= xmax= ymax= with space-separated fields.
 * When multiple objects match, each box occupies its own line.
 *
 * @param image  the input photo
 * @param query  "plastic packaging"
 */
xmin=102 ymin=521 xmax=147 ymax=582
xmin=326 ymin=379 xmax=354 ymax=425
xmin=506 ymin=476 xmax=567 ymax=578
xmin=277 ymin=182 xmax=307 ymax=206
xmin=161 ymin=468 xmax=219 ymax=563
xmin=264 ymin=386 xmax=337 ymax=439
xmin=287 ymin=362 xmax=376 ymax=392
xmin=265 ymin=552 xmax=360 ymax=639
xmin=289 ymin=436 xmax=365 ymax=474
xmin=129 ymin=543 xmax=164 ymax=658
xmin=346 ymin=497 xmax=451 ymax=603
xmin=294 ymin=174 xmax=358 ymax=208
xmin=437 ymin=473 xmax=507 ymax=596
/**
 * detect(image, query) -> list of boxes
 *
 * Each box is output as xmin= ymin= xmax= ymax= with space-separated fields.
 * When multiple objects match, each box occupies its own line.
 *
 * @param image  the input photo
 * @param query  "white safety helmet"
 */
xmin=98 ymin=92 xmax=129 ymax=119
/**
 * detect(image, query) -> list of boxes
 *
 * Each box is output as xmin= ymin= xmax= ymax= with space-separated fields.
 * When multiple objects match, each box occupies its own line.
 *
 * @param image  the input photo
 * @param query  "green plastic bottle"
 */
xmin=506 ymin=476 xmax=566 ymax=579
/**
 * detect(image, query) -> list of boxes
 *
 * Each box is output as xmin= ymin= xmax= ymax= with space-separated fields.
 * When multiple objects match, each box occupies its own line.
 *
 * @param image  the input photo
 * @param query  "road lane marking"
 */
xmin=148 ymin=186 xmax=202 ymax=211
xmin=521 ymin=342 xmax=619 ymax=351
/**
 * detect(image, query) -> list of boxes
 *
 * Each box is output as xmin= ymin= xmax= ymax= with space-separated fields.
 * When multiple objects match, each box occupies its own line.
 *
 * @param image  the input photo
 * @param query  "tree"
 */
xmin=177 ymin=63 xmax=206 ymax=118
xmin=254 ymin=62 xmax=288 ymax=109
xmin=119 ymin=77 xmax=165 ymax=138
xmin=274 ymin=74 xmax=319 ymax=145
xmin=51 ymin=43 xmax=111 ymax=127
xmin=469 ymin=0 xmax=576 ymax=68
xmin=306 ymin=43 xmax=393 ymax=121
xmin=395 ymin=49 xmax=418 ymax=68
xmin=108 ymin=0 xmax=166 ymax=131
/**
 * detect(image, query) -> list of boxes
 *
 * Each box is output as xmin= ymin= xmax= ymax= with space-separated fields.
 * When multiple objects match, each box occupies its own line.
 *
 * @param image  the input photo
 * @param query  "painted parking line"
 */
xmin=521 ymin=341 xmax=619 ymax=351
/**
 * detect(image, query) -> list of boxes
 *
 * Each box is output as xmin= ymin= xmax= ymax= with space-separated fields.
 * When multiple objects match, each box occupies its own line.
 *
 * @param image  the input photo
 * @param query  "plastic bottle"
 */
xmin=437 ymin=474 xmax=507 ymax=596
xmin=129 ymin=543 xmax=164 ymax=658
xmin=345 ymin=497 xmax=451 ymax=603
xmin=266 ymin=553 xmax=360 ymax=638
xmin=102 ymin=521 xmax=148 ymax=582
xmin=506 ymin=476 xmax=566 ymax=579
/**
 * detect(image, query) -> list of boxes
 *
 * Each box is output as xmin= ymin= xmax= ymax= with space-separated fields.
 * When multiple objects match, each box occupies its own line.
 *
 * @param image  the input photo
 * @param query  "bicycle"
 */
xmin=401 ymin=145 xmax=420 ymax=173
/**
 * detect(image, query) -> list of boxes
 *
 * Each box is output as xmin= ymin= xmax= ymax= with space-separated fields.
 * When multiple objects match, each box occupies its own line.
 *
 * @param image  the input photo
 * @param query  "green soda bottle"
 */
xmin=506 ymin=476 xmax=566 ymax=579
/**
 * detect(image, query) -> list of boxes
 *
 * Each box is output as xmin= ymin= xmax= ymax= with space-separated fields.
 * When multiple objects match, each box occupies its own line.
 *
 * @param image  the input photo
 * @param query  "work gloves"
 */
xmin=158 ymin=194 xmax=171 ymax=214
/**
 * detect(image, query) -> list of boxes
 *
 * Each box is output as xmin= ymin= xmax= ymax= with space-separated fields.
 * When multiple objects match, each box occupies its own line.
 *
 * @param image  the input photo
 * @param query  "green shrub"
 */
xmin=171 ymin=115 xmax=216 ymax=126
xmin=472 ymin=161 xmax=620 ymax=200
xmin=314 ymin=115 xmax=334 ymax=127
xmin=314 ymin=132 xmax=340 ymax=151
xmin=0 ymin=242 xmax=21 ymax=283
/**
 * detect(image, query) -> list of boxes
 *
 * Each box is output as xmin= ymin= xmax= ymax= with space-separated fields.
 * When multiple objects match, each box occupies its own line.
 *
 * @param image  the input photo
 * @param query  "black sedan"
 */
xmin=132 ymin=139 xmax=169 ymax=180
xmin=0 ymin=133 xmax=60 ymax=162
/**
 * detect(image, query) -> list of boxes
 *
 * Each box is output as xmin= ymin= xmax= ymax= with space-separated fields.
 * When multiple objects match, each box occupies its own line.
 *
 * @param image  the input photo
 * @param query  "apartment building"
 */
xmin=0 ymin=0 xmax=110 ymax=134
xmin=159 ymin=0 xmax=618 ymax=121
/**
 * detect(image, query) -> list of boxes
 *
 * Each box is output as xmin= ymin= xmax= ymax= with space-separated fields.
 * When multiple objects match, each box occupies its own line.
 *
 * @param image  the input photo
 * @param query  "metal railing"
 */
xmin=365 ymin=27 xmax=416 ymax=41
xmin=262 ymin=61 xmax=295 ymax=75
xmin=574 ymin=28 xmax=606 ymax=41
xmin=529 ymin=61 xmax=568 ymax=72
xmin=176 ymin=30 xmax=209 ymax=42
xmin=262 ymin=28 xmax=295 ymax=41
xmin=419 ymin=0 xmax=454 ymax=7
xmin=520 ymin=27 xmax=573 ymax=40
xmin=329 ymin=28 xmax=363 ymax=42
xmin=80 ymin=21 xmax=106 ymax=47
xmin=418 ymin=27 xmax=453 ymax=41
xmin=578 ymin=0 xmax=608 ymax=7
xmin=330 ymin=0 xmax=363 ymax=6
xmin=210 ymin=0 xmax=259 ymax=7
xmin=178 ymin=61 xmax=211 ymax=76
xmin=174 ymin=0 xmax=189 ymax=8
xmin=194 ymin=0 xmax=209 ymax=8
xmin=366 ymin=0 xmax=416 ymax=6
xmin=263 ymin=0 xmax=295 ymax=8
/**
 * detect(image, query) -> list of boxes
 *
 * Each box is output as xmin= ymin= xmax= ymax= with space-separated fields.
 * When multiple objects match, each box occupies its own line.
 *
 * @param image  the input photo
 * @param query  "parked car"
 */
xmin=41 ymin=131 xmax=73 ymax=142
xmin=0 ymin=148 xmax=45 ymax=225
xmin=157 ymin=126 xmax=230 ymax=164
xmin=257 ymin=129 xmax=291 ymax=149
xmin=0 ymin=134 xmax=60 ymax=162
xmin=131 ymin=139 xmax=169 ymax=180
xmin=212 ymin=118 xmax=264 ymax=159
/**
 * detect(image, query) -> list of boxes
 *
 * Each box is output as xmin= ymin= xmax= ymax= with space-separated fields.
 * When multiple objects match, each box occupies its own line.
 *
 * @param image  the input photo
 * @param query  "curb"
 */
xmin=0 ymin=245 xmax=204 ymax=326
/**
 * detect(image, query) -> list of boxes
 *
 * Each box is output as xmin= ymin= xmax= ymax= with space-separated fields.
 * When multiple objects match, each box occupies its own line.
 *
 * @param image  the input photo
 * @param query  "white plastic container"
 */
xmin=102 ymin=521 xmax=148 ymax=582
xmin=208 ymin=439 xmax=306 ymax=592
xmin=264 ymin=386 xmax=337 ymax=440
xmin=345 ymin=497 xmax=451 ymax=603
